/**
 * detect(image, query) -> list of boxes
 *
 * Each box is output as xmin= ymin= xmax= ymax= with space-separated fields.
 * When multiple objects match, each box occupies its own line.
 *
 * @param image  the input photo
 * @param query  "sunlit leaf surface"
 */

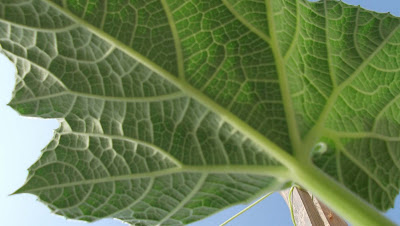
xmin=0 ymin=0 xmax=399 ymax=224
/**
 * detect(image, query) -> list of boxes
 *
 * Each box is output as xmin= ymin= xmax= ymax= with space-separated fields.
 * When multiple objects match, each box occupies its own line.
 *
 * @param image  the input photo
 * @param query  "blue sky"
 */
xmin=0 ymin=1 xmax=399 ymax=225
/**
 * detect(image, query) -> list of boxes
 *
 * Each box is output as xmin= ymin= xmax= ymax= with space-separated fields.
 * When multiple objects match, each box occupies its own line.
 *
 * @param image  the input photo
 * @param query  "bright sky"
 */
xmin=0 ymin=1 xmax=399 ymax=225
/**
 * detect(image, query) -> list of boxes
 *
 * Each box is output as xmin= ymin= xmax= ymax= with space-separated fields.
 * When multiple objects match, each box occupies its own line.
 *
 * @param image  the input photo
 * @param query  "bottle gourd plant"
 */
xmin=1 ymin=0 xmax=399 ymax=225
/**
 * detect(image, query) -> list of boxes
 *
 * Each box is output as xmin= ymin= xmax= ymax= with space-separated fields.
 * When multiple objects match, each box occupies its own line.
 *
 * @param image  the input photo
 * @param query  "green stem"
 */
xmin=290 ymin=163 xmax=395 ymax=226
xmin=288 ymin=186 xmax=297 ymax=226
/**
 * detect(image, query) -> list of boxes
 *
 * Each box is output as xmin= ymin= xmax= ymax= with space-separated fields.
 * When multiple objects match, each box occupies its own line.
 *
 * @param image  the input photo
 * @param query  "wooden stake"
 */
xmin=280 ymin=187 xmax=347 ymax=226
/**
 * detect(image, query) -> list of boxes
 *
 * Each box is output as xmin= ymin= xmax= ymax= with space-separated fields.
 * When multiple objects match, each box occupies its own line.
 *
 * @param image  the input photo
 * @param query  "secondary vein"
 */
xmin=18 ymin=165 xmax=289 ymax=193
xmin=303 ymin=23 xmax=400 ymax=150
xmin=221 ymin=0 xmax=271 ymax=44
xmin=161 ymin=0 xmax=186 ymax=80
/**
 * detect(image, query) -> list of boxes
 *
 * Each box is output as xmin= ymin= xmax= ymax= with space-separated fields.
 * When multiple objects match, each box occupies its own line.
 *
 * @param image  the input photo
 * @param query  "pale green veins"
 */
xmin=0 ymin=0 xmax=399 ymax=225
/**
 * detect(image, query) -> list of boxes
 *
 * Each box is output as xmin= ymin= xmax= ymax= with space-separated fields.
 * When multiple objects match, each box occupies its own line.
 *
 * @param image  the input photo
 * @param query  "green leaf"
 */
xmin=0 ymin=0 xmax=399 ymax=225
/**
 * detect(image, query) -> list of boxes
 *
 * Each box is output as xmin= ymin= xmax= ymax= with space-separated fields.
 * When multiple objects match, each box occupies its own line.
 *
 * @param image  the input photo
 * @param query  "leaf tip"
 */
xmin=10 ymin=180 xmax=34 ymax=196
xmin=9 ymin=187 xmax=25 ymax=196
xmin=7 ymin=100 xmax=29 ymax=115
xmin=6 ymin=100 xmax=17 ymax=110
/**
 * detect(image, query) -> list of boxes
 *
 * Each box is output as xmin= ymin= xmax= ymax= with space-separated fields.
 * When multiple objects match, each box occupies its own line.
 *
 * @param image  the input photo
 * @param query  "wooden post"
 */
xmin=280 ymin=187 xmax=347 ymax=226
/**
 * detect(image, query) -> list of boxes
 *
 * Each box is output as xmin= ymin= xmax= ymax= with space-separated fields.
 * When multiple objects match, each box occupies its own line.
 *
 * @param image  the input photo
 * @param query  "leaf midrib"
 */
xmin=41 ymin=0 xmax=297 ymax=169
xmin=265 ymin=0 xmax=303 ymax=159
xmin=19 ymin=165 xmax=288 ymax=193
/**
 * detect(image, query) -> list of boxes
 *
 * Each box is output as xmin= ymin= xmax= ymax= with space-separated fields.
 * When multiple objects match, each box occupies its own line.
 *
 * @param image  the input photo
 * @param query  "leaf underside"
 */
xmin=1 ymin=0 xmax=400 ymax=225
